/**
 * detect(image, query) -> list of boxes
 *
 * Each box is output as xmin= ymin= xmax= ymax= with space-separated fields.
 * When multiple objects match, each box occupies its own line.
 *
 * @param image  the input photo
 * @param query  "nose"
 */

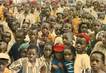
xmin=76 ymin=44 xmax=81 ymax=48
xmin=92 ymin=61 xmax=97 ymax=66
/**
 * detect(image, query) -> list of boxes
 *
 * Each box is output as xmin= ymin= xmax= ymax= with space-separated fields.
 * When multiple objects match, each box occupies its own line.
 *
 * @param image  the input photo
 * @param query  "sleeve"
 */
xmin=9 ymin=58 xmax=24 ymax=72
xmin=82 ymin=54 xmax=91 ymax=70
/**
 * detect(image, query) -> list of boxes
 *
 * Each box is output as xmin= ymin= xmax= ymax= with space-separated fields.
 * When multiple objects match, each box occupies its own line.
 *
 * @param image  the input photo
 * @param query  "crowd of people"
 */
xmin=0 ymin=0 xmax=106 ymax=73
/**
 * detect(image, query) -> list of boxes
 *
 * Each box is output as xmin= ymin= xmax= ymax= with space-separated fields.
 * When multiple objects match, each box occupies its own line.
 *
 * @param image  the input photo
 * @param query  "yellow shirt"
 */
xmin=4 ymin=68 xmax=12 ymax=73
xmin=74 ymin=54 xmax=91 ymax=73
xmin=0 ymin=5 xmax=4 ymax=20
xmin=72 ymin=17 xmax=81 ymax=33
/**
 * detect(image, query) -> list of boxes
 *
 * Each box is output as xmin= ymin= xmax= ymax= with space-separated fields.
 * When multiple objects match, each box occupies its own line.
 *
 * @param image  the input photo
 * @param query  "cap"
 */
xmin=53 ymin=44 xmax=64 ymax=52
xmin=0 ymin=53 xmax=11 ymax=64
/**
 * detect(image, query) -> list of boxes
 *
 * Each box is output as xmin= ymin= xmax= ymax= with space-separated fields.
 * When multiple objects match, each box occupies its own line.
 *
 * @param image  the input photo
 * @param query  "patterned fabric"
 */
xmin=9 ymin=57 xmax=44 ymax=73
xmin=64 ymin=61 xmax=74 ymax=73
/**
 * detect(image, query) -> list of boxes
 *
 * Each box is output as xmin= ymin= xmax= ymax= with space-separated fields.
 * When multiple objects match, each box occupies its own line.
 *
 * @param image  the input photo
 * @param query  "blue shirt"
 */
xmin=64 ymin=61 xmax=74 ymax=73
xmin=52 ymin=58 xmax=64 ymax=73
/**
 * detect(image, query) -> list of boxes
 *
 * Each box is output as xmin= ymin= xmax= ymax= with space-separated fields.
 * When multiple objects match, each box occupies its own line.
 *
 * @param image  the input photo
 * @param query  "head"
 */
xmin=102 ymin=31 xmax=106 ymax=45
xmin=64 ymin=46 xmax=75 ymax=62
xmin=99 ymin=3 xmax=105 ymax=12
xmin=0 ymin=41 xmax=8 ymax=53
xmin=11 ymin=20 xmax=20 ymax=33
xmin=78 ymin=22 xmax=89 ymax=33
xmin=76 ymin=1 xmax=83 ymax=9
xmin=63 ymin=8 xmax=69 ymax=17
xmin=56 ymin=13 xmax=63 ymax=19
xmin=15 ymin=28 xmax=26 ymax=42
xmin=93 ymin=1 xmax=100 ymax=9
xmin=75 ymin=37 xmax=87 ymax=54
xmin=44 ymin=43 xmax=53 ymax=58
xmin=98 ymin=12 xmax=105 ymax=20
xmin=0 ymin=53 xmax=10 ymax=72
xmin=90 ymin=51 xmax=105 ymax=72
xmin=28 ymin=29 xmax=38 ymax=43
xmin=2 ymin=32 xmax=11 ymax=43
xmin=47 ymin=16 xmax=56 ymax=25
xmin=19 ymin=46 xmax=28 ymax=58
xmin=22 ymin=20 xmax=30 ymax=33
xmin=93 ymin=20 xmax=102 ymax=33
xmin=30 ymin=7 xmax=35 ymax=13
xmin=63 ymin=23 xmax=73 ymax=32
xmin=27 ymin=45 xmax=38 ymax=63
xmin=86 ymin=0 xmax=92 ymax=7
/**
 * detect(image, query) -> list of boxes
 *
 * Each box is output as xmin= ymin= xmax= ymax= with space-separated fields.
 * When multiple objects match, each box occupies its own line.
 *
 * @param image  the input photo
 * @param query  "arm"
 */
xmin=9 ymin=58 xmax=24 ymax=72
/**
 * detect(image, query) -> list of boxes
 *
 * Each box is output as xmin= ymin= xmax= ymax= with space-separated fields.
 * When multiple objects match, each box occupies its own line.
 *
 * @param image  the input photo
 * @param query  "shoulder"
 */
xmin=92 ymin=41 xmax=104 ymax=53
xmin=95 ymin=41 xmax=103 ymax=47
xmin=4 ymin=68 xmax=12 ymax=73
xmin=99 ymin=70 xmax=106 ymax=73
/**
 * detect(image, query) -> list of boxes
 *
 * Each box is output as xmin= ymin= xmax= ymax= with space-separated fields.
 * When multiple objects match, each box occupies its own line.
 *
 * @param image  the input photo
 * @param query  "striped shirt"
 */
xmin=9 ymin=58 xmax=44 ymax=73
xmin=64 ymin=61 xmax=74 ymax=73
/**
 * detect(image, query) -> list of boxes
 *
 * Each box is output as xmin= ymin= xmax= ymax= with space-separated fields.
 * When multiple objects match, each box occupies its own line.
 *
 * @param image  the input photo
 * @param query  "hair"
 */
xmin=27 ymin=44 xmax=38 ymax=53
xmin=64 ymin=45 xmax=76 ymax=57
xmin=44 ymin=42 xmax=53 ymax=49
xmin=78 ymin=22 xmax=89 ymax=33
xmin=43 ymin=42 xmax=53 ymax=56
xmin=90 ymin=51 xmax=105 ymax=64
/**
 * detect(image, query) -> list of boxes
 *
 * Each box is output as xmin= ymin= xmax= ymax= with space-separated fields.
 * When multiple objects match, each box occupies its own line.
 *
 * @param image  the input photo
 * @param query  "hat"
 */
xmin=53 ymin=44 xmax=64 ymax=52
xmin=0 ymin=53 xmax=11 ymax=64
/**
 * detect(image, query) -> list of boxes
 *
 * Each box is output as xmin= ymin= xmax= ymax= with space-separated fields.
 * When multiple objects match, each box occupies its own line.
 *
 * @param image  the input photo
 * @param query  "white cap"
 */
xmin=0 ymin=53 xmax=11 ymax=64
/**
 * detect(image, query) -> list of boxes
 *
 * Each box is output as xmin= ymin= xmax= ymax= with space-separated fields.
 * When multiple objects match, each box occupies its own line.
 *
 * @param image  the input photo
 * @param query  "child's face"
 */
xmin=15 ymin=30 xmax=25 ymax=42
xmin=27 ymin=48 xmax=37 ymax=62
xmin=75 ymin=38 xmax=86 ymax=53
xmin=44 ymin=45 xmax=52 ymax=57
xmin=20 ymin=49 xmax=27 ymax=58
xmin=102 ymin=31 xmax=106 ymax=45
xmin=76 ymin=1 xmax=83 ymax=9
xmin=54 ymin=52 xmax=63 ymax=60
xmin=29 ymin=30 xmax=37 ymax=42
xmin=57 ymin=13 xmax=63 ymax=19
xmin=0 ymin=41 xmax=7 ymax=53
xmin=98 ymin=13 xmax=105 ymax=19
xmin=93 ymin=23 xmax=102 ymax=32
xmin=80 ymin=24 xmax=88 ymax=33
xmin=3 ymin=32 xmax=11 ymax=43
xmin=64 ymin=49 xmax=73 ymax=62
xmin=99 ymin=4 xmax=105 ymax=11
xmin=93 ymin=1 xmax=99 ymax=8
xmin=86 ymin=0 xmax=91 ymax=7
xmin=90 ymin=53 xmax=104 ymax=72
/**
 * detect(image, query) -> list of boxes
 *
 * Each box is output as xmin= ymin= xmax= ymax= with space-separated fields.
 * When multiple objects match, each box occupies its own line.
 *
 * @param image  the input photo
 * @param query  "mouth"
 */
xmin=91 ymin=66 xmax=97 ymax=70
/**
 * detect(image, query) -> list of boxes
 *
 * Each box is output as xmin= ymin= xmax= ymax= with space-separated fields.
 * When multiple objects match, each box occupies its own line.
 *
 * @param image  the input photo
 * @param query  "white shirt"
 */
xmin=9 ymin=57 xmax=44 ymax=73
xmin=74 ymin=54 xmax=91 ymax=73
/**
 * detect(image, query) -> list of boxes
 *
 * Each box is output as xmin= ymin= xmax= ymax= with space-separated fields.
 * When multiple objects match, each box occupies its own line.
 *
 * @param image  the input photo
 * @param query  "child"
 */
xmin=64 ymin=46 xmax=75 ymax=73
xmin=51 ymin=44 xmax=65 ymax=73
xmin=0 ymin=53 xmax=11 ymax=73
xmin=91 ymin=31 xmax=106 ymax=72
xmin=89 ymin=51 xmax=105 ymax=73
xmin=9 ymin=45 xmax=45 ymax=73
xmin=40 ymin=42 xmax=53 ymax=73
xmin=74 ymin=36 xmax=91 ymax=73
